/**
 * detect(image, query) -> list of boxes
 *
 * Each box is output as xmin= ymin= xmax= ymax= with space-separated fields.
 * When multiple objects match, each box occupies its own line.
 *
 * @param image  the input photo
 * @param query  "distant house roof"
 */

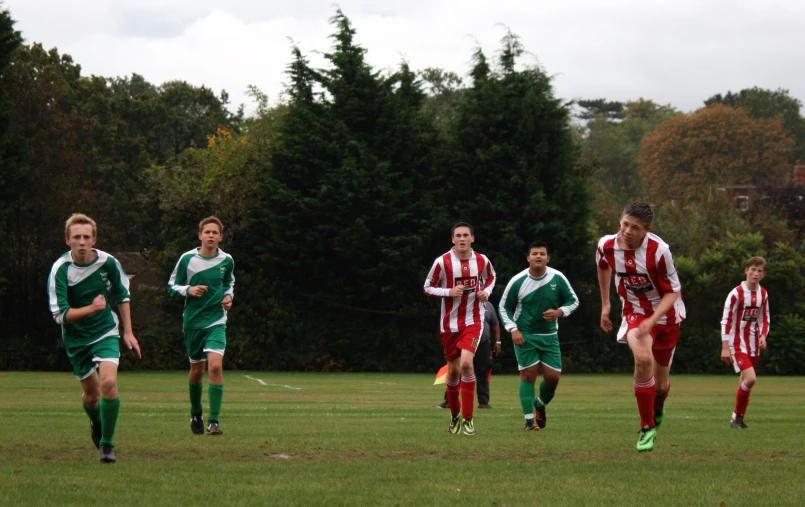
xmin=794 ymin=160 xmax=805 ymax=186
xmin=113 ymin=252 xmax=152 ymax=276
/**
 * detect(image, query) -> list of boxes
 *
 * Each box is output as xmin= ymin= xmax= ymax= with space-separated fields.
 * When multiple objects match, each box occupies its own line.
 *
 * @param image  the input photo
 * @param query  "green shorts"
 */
xmin=184 ymin=325 xmax=227 ymax=362
xmin=514 ymin=332 xmax=562 ymax=372
xmin=65 ymin=336 xmax=120 ymax=380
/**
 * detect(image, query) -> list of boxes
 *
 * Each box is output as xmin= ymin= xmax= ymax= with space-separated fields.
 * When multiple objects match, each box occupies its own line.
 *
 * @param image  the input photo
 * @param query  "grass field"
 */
xmin=2 ymin=372 xmax=803 ymax=506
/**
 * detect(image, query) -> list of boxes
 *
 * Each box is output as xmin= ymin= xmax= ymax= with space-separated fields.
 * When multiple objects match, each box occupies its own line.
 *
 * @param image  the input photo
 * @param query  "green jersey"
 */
xmin=47 ymin=249 xmax=130 ymax=346
xmin=499 ymin=267 xmax=579 ymax=335
xmin=168 ymin=248 xmax=235 ymax=329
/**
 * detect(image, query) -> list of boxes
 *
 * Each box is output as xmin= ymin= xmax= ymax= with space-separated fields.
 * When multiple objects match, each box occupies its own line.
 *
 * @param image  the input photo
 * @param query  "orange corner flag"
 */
xmin=433 ymin=364 xmax=448 ymax=385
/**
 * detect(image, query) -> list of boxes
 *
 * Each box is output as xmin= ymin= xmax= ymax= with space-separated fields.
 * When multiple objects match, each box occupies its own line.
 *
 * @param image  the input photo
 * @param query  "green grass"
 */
xmin=1 ymin=372 xmax=803 ymax=506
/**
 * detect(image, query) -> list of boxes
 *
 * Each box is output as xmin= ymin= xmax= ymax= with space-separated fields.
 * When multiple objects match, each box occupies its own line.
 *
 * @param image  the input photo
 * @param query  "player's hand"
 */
xmin=493 ymin=342 xmax=501 ymax=356
xmin=123 ymin=332 xmax=141 ymax=359
xmin=188 ymin=285 xmax=208 ymax=297
xmin=638 ymin=317 xmax=656 ymax=335
xmin=91 ymin=294 xmax=107 ymax=314
xmin=720 ymin=348 xmax=732 ymax=365
xmin=543 ymin=309 xmax=563 ymax=321
xmin=600 ymin=312 xmax=613 ymax=332
xmin=477 ymin=290 xmax=489 ymax=302
xmin=449 ymin=285 xmax=465 ymax=297
xmin=511 ymin=330 xmax=524 ymax=346
xmin=759 ymin=335 xmax=767 ymax=350
xmin=221 ymin=295 xmax=233 ymax=310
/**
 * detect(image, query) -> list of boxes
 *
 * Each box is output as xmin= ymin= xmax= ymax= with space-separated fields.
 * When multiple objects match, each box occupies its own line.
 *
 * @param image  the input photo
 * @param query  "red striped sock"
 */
xmin=446 ymin=377 xmax=461 ymax=417
xmin=461 ymin=375 xmax=476 ymax=420
xmin=735 ymin=382 xmax=751 ymax=417
xmin=634 ymin=376 xmax=656 ymax=429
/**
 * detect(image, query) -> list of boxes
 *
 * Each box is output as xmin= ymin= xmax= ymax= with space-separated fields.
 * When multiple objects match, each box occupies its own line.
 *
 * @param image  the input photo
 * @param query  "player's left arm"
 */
xmin=107 ymin=257 xmax=140 ymax=358
xmin=478 ymin=257 xmax=496 ymax=303
xmin=640 ymin=249 xmax=680 ymax=332
xmin=222 ymin=258 xmax=235 ymax=310
xmin=117 ymin=302 xmax=141 ymax=358
xmin=759 ymin=290 xmax=770 ymax=349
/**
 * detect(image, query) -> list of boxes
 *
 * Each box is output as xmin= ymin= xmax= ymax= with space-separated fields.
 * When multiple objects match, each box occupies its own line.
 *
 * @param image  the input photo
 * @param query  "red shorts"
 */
xmin=731 ymin=351 xmax=759 ymax=373
xmin=618 ymin=313 xmax=680 ymax=367
xmin=441 ymin=324 xmax=482 ymax=362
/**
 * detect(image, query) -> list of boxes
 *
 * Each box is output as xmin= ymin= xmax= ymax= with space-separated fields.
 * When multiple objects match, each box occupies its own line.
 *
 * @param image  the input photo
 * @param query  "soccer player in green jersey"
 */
xmin=168 ymin=217 xmax=235 ymax=436
xmin=499 ymin=240 xmax=579 ymax=430
xmin=47 ymin=213 xmax=142 ymax=463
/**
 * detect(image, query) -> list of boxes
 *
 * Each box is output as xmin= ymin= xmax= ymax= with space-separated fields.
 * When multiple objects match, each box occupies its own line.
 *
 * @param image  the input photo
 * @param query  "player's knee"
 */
xmin=100 ymin=377 xmax=117 ymax=397
xmin=460 ymin=361 xmax=473 ymax=375
xmin=83 ymin=391 xmax=100 ymax=407
xmin=208 ymin=362 xmax=223 ymax=377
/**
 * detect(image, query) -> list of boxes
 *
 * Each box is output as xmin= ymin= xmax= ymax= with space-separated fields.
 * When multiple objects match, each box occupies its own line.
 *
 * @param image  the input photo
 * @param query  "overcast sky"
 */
xmin=5 ymin=0 xmax=804 ymax=115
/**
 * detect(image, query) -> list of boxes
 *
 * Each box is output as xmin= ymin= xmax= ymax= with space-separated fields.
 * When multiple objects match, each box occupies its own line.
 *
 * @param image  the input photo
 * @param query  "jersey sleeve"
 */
xmin=760 ymin=289 xmax=770 ymax=337
xmin=557 ymin=273 xmax=580 ymax=317
xmin=223 ymin=257 xmax=235 ymax=300
xmin=423 ymin=259 xmax=450 ymax=298
xmin=47 ymin=263 xmax=70 ymax=325
xmin=168 ymin=255 xmax=191 ymax=299
xmin=721 ymin=290 xmax=738 ymax=341
xmin=596 ymin=237 xmax=610 ymax=270
xmin=481 ymin=256 xmax=496 ymax=295
xmin=106 ymin=256 xmax=131 ymax=305
xmin=498 ymin=277 xmax=520 ymax=333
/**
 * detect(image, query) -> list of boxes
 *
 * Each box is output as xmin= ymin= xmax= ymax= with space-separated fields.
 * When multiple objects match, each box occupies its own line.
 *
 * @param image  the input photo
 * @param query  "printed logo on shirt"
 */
xmin=618 ymin=272 xmax=654 ymax=292
xmin=550 ymin=283 xmax=556 ymax=291
xmin=742 ymin=306 xmax=759 ymax=322
xmin=455 ymin=276 xmax=478 ymax=293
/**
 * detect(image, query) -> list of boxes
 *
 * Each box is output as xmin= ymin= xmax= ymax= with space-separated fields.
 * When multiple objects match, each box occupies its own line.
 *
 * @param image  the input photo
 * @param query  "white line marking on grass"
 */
xmin=244 ymin=375 xmax=301 ymax=390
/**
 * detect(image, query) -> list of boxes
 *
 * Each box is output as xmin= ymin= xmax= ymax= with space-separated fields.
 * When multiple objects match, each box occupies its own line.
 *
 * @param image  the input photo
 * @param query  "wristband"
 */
xmin=495 ymin=341 xmax=501 ymax=344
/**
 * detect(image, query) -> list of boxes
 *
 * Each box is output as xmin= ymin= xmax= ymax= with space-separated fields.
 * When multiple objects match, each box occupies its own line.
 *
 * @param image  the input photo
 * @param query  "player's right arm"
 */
xmin=423 ymin=259 xmax=463 ymax=298
xmin=168 ymin=253 xmax=204 ymax=299
xmin=595 ymin=239 xmax=614 ymax=332
xmin=48 ymin=263 xmax=106 ymax=324
xmin=720 ymin=290 xmax=737 ymax=364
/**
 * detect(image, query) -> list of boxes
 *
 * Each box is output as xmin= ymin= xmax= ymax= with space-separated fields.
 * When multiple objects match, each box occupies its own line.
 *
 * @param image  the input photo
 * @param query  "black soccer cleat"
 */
xmin=99 ymin=444 xmax=116 ymax=463
xmin=534 ymin=400 xmax=547 ymax=429
xmin=190 ymin=413 xmax=204 ymax=435
xmin=206 ymin=420 xmax=223 ymax=435
xmin=91 ymin=422 xmax=102 ymax=449
xmin=730 ymin=415 xmax=749 ymax=429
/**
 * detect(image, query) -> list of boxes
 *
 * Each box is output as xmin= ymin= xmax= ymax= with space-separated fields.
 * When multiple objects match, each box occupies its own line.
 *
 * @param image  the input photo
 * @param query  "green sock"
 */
xmin=519 ymin=381 xmax=535 ymax=418
xmin=538 ymin=380 xmax=556 ymax=408
xmin=99 ymin=397 xmax=120 ymax=447
xmin=208 ymin=384 xmax=224 ymax=422
xmin=189 ymin=383 xmax=203 ymax=415
xmin=83 ymin=403 xmax=101 ymax=426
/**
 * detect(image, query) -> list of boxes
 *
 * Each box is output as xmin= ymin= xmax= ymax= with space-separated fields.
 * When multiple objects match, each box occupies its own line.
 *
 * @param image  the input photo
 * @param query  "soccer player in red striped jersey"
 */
xmin=596 ymin=202 xmax=685 ymax=452
xmin=424 ymin=222 xmax=496 ymax=436
xmin=720 ymin=256 xmax=769 ymax=429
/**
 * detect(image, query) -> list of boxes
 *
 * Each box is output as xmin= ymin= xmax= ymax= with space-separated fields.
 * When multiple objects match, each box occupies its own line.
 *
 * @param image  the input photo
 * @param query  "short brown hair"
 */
xmin=64 ymin=213 xmax=97 ymax=239
xmin=622 ymin=202 xmax=654 ymax=227
xmin=198 ymin=216 xmax=224 ymax=234
xmin=745 ymin=256 xmax=766 ymax=269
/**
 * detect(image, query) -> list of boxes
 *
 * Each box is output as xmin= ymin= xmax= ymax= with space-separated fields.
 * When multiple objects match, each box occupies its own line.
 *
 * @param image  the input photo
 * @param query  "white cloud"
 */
xmin=5 ymin=0 xmax=805 ymax=115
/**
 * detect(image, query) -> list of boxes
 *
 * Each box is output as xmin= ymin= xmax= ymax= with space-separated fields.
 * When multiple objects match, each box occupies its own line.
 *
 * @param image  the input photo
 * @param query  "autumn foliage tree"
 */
xmin=639 ymin=104 xmax=794 ymax=204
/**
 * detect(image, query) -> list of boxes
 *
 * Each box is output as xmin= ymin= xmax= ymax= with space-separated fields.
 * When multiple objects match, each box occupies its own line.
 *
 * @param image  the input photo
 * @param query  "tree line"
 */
xmin=1 ymin=7 xmax=803 ymax=374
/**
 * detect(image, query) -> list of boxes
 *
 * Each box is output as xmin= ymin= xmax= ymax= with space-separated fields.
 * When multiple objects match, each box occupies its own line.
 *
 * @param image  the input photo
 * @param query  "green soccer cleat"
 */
xmin=636 ymin=427 xmax=657 ymax=452
xmin=654 ymin=405 xmax=665 ymax=430
xmin=534 ymin=399 xmax=547 ymax=429
xmin=448 ymin=414 xmax=462 ymax=434
xmin=461 ymin=418 xmax=476 ymax=436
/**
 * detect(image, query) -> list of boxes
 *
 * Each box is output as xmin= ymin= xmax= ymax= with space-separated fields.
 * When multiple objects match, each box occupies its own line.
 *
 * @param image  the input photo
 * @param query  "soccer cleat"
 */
xmin=524 ymin=421 xmax=539 ymax=431
xmin=99 ymin=444 xmax=116 ymax=463
xmin=448 ymin=414 xmax=462 ymax=434
xmin=534 ymin=400 xmax=547 ymax=429
xmin=91 ymin=422 xmax=101 ymax=449
xmin=636 ymin=427 xmax=657 ymax=452
xmin=730 ymin=415 xmax=749 ymax=429
xmin=436 ymin=401 xmax=448 ymax=409
xmin=190 ymin=413 xmax=204 ymax=435
xmin=206 ymin=420 xmax=223 ymax=435
xmin=654 ymin=405 xmax=666 ymax=430
xmin=461 ymin=418 xmax=476 ymax=436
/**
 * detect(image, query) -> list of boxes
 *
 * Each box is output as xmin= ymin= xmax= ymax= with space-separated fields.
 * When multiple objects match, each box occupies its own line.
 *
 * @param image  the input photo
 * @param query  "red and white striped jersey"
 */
xmin=423 ymin=249 xmax=496 ymax=333
xmin=596 ymin=232 xmax=685 ymax=325
xmin=721 ymin=282 xmax=770 ymax=356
